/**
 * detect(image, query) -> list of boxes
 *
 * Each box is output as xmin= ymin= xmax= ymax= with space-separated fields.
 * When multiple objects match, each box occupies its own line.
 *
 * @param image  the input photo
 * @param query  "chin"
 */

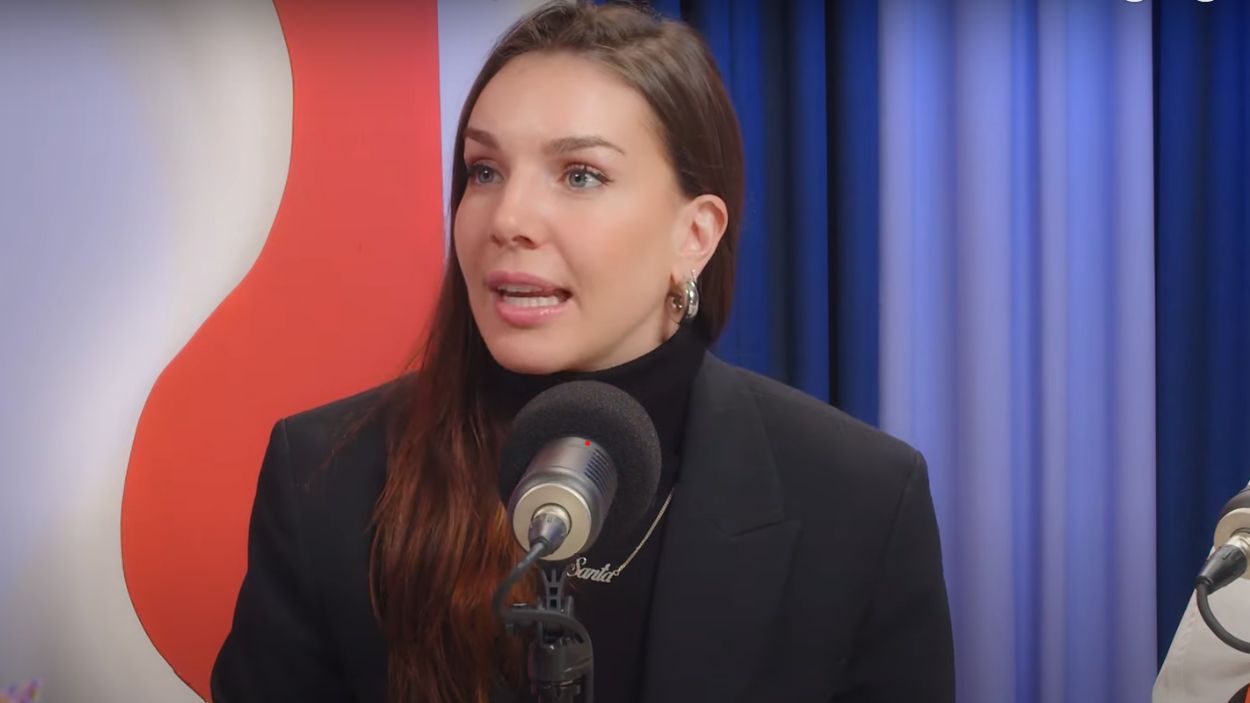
xmin=480 ymin=328 xmax=577 ymax=375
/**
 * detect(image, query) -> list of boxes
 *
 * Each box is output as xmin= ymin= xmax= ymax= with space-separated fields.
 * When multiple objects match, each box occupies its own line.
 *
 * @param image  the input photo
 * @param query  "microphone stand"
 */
xmin=494 ymin=543 xmax=595 ymax=703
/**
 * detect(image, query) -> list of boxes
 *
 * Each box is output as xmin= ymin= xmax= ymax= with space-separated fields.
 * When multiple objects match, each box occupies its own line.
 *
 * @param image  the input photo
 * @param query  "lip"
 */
xmin=485 ymin=271 xmax=568 ymax=293
xmin=485 ymin=270 xmax=572 ymax=328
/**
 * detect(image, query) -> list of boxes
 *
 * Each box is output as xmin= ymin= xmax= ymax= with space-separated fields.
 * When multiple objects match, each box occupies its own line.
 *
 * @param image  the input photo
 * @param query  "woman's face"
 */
xmin=454 ymin=52 xmax=709 ymax=374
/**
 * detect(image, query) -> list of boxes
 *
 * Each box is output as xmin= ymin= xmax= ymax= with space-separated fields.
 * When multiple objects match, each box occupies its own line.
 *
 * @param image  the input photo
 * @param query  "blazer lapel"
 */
xmin=640 ymin=355 xmax=801 ymax=702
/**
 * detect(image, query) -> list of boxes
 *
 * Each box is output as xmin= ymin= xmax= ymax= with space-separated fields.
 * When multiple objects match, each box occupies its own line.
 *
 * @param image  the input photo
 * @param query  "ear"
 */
xmin=671 ymin=194 xmax=728 ymax=283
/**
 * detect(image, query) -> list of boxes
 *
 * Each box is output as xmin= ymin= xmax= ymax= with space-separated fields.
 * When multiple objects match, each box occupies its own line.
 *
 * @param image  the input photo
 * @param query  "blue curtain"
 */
xmin=1155 ymin=0 xmax=1250 ymax=667
xmin=877 ymin=1 xmax=1156 ymax=700
xmin=649 ymin=0 xmax=1158 ymax=700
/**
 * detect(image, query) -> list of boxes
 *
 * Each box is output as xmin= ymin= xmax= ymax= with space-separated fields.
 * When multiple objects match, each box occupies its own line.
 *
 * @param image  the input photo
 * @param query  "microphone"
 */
xmin=1198 ymin=482 xmax=1250 ymax=594
xmin=1193 ymin=481 xmax=1250 ymax=654
xmin=498 ymin=380 xmax=661 ymax=561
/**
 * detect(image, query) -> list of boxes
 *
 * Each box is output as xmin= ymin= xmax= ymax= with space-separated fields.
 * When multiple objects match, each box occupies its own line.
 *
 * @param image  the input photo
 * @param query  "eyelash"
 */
xmin=464 ymin=162 xmax=611 ymax=189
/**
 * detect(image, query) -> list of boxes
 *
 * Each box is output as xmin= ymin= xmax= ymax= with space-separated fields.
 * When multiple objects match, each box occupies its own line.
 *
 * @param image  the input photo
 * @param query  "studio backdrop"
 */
xmin=3 ymin=1 xmax=1247 ymax=702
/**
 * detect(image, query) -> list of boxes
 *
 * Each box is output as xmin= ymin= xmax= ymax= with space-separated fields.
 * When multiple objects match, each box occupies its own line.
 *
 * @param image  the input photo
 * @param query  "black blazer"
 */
xmin=212 ymin=354 xmax=955 ymax=702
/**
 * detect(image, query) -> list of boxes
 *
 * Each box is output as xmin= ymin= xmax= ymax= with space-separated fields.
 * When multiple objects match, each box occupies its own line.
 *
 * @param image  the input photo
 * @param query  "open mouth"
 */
xmin=494 ymin=283 xmax=572 ymax=308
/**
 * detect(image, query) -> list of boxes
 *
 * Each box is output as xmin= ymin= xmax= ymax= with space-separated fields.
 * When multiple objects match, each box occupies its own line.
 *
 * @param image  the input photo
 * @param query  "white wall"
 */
xmin=0 ymin=1 xmax=290 ymax=700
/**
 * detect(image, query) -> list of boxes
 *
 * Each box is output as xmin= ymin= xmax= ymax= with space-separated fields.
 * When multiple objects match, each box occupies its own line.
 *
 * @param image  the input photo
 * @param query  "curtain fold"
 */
xmin=877 ymin=1 xmax=1156 ymax=700
xmin=828 ymin=0 xmax=881 ymax=424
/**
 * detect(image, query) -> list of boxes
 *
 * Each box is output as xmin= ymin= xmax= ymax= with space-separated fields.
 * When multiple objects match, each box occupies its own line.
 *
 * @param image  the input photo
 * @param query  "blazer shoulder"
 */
xmin=722 ymin=363 xmax=924 ymax=496
xmin=738 ymin=365 xmax=918 ymax=458
xmin=277 ymin=374 xmax=415 ymax=484
xmin=284 ymin=374 xmax=412 ymax=435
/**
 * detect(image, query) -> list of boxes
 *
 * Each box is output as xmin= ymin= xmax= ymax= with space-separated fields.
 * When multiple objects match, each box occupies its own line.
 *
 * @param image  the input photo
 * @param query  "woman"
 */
xmin=211 ymin=3 xmax=954 ymax=702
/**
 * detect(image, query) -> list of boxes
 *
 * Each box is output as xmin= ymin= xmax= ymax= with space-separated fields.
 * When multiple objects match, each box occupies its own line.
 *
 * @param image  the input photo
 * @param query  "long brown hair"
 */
xmin=370 ymin=3 xmax=744 ymax=701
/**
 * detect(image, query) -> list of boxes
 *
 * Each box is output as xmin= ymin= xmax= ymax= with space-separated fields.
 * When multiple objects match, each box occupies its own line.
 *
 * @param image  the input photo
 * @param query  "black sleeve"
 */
xmin=210 ymin=419 xmax=350 ymax=702
xmin=838 ymin=452 xmax=956 ymax=702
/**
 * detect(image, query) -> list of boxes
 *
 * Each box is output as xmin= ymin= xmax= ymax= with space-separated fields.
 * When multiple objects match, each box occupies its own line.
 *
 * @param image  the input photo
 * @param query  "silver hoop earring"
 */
xmin=670 ymin=269 xmax=699 ymax=322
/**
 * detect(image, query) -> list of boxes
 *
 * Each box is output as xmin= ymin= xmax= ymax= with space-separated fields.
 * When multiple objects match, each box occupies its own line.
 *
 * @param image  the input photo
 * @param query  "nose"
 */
xmin=490 ymin=171 xmax=545 ymax=249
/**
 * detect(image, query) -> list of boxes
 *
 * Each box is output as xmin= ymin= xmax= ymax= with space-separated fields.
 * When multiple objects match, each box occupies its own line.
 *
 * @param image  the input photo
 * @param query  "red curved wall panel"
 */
xmin=120 ymin=0 xmax=443 ymax=696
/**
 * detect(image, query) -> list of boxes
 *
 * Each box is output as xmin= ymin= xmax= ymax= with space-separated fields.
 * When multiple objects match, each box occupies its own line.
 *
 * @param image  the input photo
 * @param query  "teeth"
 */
xmin=498 ymin=284 xmax=544 ymax=294
xmin=502 ymin=294 xmax=562 ymax=308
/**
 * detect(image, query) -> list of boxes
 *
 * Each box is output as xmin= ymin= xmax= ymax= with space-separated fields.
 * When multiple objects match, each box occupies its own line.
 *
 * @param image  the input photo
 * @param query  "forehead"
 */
xmin=467 ymin=51 xmax=663 ymax=154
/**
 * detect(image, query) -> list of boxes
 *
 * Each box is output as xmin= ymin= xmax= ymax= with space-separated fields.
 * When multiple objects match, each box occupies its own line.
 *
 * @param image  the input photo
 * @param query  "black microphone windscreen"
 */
xmin=499 ymin=380 xmax=662 ymax=541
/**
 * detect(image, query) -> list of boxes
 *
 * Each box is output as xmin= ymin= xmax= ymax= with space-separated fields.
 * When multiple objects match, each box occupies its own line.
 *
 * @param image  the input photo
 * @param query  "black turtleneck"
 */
xmin=486 ymin=324 xmax=707 ymax=703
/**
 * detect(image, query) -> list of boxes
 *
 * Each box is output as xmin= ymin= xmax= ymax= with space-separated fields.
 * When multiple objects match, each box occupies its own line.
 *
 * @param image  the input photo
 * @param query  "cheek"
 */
xmin=574 ymin=224 xmax=673 ymax=298
xmin=452 ymin=206 xmax=485 ymax=268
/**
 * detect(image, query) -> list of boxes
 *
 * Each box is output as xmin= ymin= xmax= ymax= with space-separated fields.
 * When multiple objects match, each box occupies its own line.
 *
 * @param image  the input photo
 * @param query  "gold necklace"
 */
xmin=564 ymin=490 xmax=675 ymax=584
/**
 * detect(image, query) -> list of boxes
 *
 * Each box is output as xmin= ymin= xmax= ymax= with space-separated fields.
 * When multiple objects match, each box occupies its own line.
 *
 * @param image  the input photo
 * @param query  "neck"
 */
xmin=484 ymin=325 xmax=707 ymax=459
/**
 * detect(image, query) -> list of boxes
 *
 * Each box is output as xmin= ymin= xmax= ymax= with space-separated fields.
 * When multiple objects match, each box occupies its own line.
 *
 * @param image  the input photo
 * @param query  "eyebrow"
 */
xmin=545 ymin=135 xmax=626 ymax=156
xmin=463 ymin=127 xmax=625 ymax=156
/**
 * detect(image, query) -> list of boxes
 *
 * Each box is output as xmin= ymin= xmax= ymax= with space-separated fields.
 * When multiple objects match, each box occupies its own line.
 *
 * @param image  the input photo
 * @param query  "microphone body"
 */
xmin=509 ymin=437 xmax=618 ymax=561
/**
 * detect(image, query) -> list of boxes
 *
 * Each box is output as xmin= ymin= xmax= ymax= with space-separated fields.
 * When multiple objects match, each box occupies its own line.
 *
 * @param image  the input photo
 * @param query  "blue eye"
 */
xmin=566 ymin=165 xmax=608 ymax=190
xmin=467 ymin=163 xmax=500 ymax=185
